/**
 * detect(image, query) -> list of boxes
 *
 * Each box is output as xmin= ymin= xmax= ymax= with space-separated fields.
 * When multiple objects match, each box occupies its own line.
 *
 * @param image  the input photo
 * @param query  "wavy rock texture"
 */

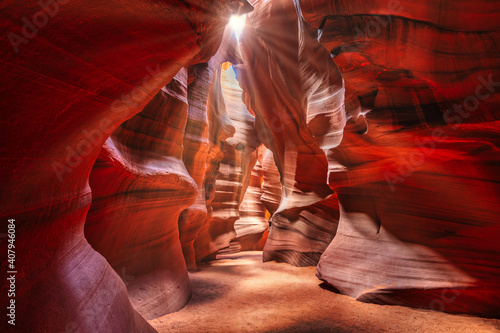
xmin=261 ymin=149 xmax=340 ymax=266
xmin=260 ymin=149 xmax=283 ymax=215
xmin=2 ymin=0 xmax=500 ymax=327
xmin=229 ymin=147 xmax=269 ymax=252
xmin=299 ymin=0 xmax=500 ymax=317
xmin=178 ymin=65 xmax=213 ymax=271
xmin=85 ymin=69 xmax=197 ymax=320
xmin=191 ymin=65 xmax=235 ymax=263
xmin=0 ymin=1 xmax=236 ymax=331
xmin=179 ymin=26 xmax=243 ymax=271
xmin=234 ymin=0 xmax=342 ymax=266
xmin=194 ymin=64 xmax=261 ymax=261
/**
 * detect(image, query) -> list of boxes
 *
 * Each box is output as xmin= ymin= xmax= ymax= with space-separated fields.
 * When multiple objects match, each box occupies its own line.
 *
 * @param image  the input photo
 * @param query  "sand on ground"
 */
xmin=149 ymin=251 xmax=500 ymax=333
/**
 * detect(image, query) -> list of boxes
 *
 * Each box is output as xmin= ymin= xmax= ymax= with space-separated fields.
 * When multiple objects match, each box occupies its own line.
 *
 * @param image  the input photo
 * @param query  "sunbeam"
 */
xmin=230 ymin=14 xmax=246 ymax=41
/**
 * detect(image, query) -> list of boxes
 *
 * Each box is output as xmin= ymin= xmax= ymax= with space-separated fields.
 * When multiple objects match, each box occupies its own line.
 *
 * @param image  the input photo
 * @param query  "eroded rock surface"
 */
xmin=230 ymin=148 xmax=269 ymax=252
xmin=235 ymin=0 xmax=342 ymax=266
xmin=85 ymin=69 xmax=196 ymax=320
xmin=179 ymin=26 xmax=243 ymax=271
xmin=305 ymin=0 xmax=500 ymax=316
xmin=235 ymin=0 xmax=500 ymax=316
xmin=0 ymin=1 xmax=238 ymax=331
xmin=2 ymin=0 xmax=500 ymax=327
xmin=194 ymin=64 xmax=261 ymax=261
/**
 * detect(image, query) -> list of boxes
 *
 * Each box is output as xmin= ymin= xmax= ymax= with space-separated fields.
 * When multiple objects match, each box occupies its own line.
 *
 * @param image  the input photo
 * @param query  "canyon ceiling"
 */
xmin=1 ymin=0 xmax=499 ymax=332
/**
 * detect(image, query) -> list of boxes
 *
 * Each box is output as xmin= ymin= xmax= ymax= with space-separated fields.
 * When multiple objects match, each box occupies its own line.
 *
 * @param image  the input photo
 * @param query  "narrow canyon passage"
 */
xmin=2 ymin=0 xmax=500 ymax=332
xmin=150 ymin=252 xmax=500 ymax=333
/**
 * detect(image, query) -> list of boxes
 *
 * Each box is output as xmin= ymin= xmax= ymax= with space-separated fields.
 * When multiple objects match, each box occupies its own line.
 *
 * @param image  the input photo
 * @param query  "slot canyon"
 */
xmin=1 ymin=0 xmax=500 ymax=332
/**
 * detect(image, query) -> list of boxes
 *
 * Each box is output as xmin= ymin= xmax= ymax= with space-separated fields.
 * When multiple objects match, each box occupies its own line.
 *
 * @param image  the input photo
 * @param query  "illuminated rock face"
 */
xmin=2 ymin=0 xmax=500 ymax=329
xmin=85 ymin=20 xmax=250 ymax=321
xmin=230 ymin=147 xmax=269 ymax=252
xmin=260 ymin=149 xmax=282 ymax=216
xmin=179 ymin=27 xmax=242 ymax=271
xmin=85 ymin=69 xmax=197 ymax=320
xmin=235 ymin=0 xmax=500 ymax=316
xmin=190 ymin=64 xmax=235 ymax=263
xmin=194 ymin=65 xmax=261 ymax=261
xmin=235 ymin=0 xmax=342 ymax=266
xmin=304 ymin=0 xmax=500 ymax=317
xmin=0 ymin=1 xmax=237 ymax=331
xmin=178 ymin=65 xmax=212 ymax=271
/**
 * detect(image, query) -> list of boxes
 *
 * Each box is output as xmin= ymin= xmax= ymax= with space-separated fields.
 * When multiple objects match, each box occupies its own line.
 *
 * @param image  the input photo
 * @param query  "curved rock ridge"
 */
xmin=234 ymin=0 xmax=343 ymax=266
xmin=194 ymin=64 xmax=262 ymax=261
xmin=260 ymin=148 xmax=340 ymax=266
xmin=260 ymin=149 xmax=283 ymax=216
xmin=299 ymin=0 xmax=500 ymax=31
xmin=2 ymin=0 xmax=500 ymax=326
xmin=264 ymin=195 xmax=340 ymax=267
xmin=317 ymin=121 xmax=500 ymax=317
xmin=178 ymin=64 xmax=212 ymax=270
xmin=299 ymin=0 xmax=500 ymax=317
xmin=229 ymin=146 xmax=269 ymax=252
xmin=85 ymin=68 xmax=197 ymax=320
xmin=192 ymin=64 xmax=236 ymax=263
xmin=179 ymin=25 xmax=244 ymax=271
xmin=0 ymin=1 xmax=241 ymax=330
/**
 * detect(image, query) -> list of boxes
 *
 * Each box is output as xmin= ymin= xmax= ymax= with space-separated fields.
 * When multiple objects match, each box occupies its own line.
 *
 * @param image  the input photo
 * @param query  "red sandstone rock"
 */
xmin=179 ymin=26 xmax=243 ymax=271
xmin=2 ymin=0 xmax=500 ymax=327
xmin=85 ymin=68 xmax=197 ymax=319
xmin=194 ymin=64 xmax=261 ymax=261
xmin=236 ymin=0 xmax=500 ymax=316
xmin=0 ymin=1 xmax=238 ymax=331
xmin=192 ymin=64 xmax=236 ymax=263
xmin=260 ymin=149 xmax=340 ymax=265
xmin=300 ymin=0 xmax=500 ymax=316
xmin=317 ymin=122 xmax=500 ymax=317
xmin=230 ymin=148 xmax=269 ymax=252
xmin=234 ymin=0 xmax=342 ymax=266
xmin=260 ymin=148 xmax=282 ymax=215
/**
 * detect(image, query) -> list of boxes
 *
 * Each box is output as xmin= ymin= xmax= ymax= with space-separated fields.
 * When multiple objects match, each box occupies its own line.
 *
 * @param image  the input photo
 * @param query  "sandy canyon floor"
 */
xmin=150 ymin=252 xmax=500 ymax=332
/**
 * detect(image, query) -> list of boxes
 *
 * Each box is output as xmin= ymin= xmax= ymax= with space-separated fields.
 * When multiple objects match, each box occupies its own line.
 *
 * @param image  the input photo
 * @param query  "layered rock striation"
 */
xmin=2 ymin=0 xmax=500 ymax=327
xmin=304 ymin=0 xmax=500 ymax=317
xmin=178 ymin=26 xmax=243 ymax=271
xmin=0 ymin=1 xmax=242 ymax=331
xmin=234 ymin=0 xmax=342 ymax=266
xmin=194 ymin=64 xmax=261 ymax=261
xmin=229 ymin=147 xmax=269 ymax=252
xmin=85 ymin=69 xmax=196 ymax=319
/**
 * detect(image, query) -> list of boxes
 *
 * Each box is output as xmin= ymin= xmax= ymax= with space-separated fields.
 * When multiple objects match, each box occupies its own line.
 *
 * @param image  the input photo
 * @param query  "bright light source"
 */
xmin=229 ymin=15 xmax=245 ymax=41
